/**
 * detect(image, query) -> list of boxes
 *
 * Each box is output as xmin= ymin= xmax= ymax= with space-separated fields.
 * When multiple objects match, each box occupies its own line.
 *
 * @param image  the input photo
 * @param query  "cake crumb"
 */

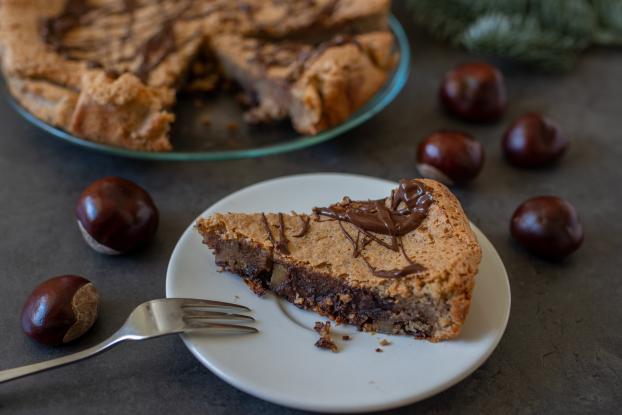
xmin=379 ymin=339 xmax=391 ymax=346
xmin=192 ymin=61 xmax=206 ymax=75
xmin=236 ymin=91 xmax=257 ymax=107
xmin=375 ymin=348 xmax=383 ymax=353
xmin=187 ymin=75 xmax=219 ymax=92
xmin=200 ymin=114 xmax=211 ymax=126
xmin=227 ymin=122 xmax=239 ymax=134
xmin=243 ymin=278 xmax=266 ymax=296
xmin=314 ymin=321 xmax=338 ymax=352
xmin=342 ymin=335 xmax=351 ymax=341
xmin=338 ymin=293 xmax=352 ymax=303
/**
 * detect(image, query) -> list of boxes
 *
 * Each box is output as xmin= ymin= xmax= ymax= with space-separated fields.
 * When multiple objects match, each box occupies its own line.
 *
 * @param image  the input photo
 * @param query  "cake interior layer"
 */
xmin=204 ymin=233 xmax=451 ymax=340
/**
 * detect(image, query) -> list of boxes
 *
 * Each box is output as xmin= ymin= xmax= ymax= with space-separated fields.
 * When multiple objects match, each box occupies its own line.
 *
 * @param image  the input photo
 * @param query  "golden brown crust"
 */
xmin=5 ymin=77 xmax=79 ymax=127
xmin=291 ymin=31 xmax=398 ymax=134
xmin=68 ymin=73 xmax=174 ymax=151
xmin=196 ymin=179 xmax=482 ymax=341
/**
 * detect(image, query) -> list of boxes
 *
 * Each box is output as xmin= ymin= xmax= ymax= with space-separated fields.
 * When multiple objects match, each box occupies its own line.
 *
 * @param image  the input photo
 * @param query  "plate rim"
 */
xmin=6 ymin=16 xmax=410 ymax=161
xmin=165 ymin=173 xmax=512 ymax=413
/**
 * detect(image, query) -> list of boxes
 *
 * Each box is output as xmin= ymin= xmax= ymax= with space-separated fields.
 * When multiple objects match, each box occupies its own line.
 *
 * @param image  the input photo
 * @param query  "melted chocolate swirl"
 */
xmin=313 ymin=179 xmax=433 ymax=279
xmin=40 ymin=0 xmax=347 ymax=83
xmin=41 ymin=0 xmax=197 ymax=82
xmin=257 ymin=180 xmax=432 ymax=279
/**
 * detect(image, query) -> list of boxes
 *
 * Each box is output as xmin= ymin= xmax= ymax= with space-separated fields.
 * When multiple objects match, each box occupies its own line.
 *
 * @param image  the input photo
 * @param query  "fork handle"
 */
xmin=0 ymin=332 xmax=127 ymax=384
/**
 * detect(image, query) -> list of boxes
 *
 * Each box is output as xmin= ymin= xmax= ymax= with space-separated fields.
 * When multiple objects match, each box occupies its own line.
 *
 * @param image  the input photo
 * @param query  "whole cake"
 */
xmin=196 ymin=179 xmax=482 ymax=341
xmin=0 ymin=0 xmax=396 ymax=151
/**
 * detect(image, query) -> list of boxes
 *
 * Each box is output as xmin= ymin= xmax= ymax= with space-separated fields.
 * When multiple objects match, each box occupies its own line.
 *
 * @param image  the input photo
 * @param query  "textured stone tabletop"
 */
xmin=1 ymin=4 xmax=621 ymax=414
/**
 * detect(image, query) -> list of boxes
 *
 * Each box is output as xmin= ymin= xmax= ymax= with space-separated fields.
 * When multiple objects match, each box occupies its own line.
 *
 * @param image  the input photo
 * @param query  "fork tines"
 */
xmin=176 ymin=298 xmax=258 ymax=334
xmin=177 ymin=298 xmax=251 ymax=312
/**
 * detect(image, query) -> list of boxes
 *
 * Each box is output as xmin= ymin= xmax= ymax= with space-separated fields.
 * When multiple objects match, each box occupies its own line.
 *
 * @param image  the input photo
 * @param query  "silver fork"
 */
xmin=0 ymin=298 xmax=257 ymax=384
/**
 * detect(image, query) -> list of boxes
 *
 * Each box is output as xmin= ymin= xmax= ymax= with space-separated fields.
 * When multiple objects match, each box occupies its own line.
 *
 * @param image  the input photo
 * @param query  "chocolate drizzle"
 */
xmin=41 ymin=0 xmax=196 ymax=82
xmin=313 ymin=179 xmax=434 ymax=279
xmin=258 ymin=180 xmax=432 ymax=278
xmin=292 ymin=214 xmax=311 ymax=238
xmin=276 ymin=213 xmax=290 ymax=254
xmin=135 ymin=20 xmax=177 ymax=81
xmin=40 ymin=0 xmax=356 ymax=84
xmin=41 ymin=0 xmax=93 ymax=50
xmin=247 ymin=34 xmax=363 ymax=84
xmin=363 ymin=261 xmax=425 ymax=279
xmin=261 ymin=213 xmax=290 ymax=254
xmin=243 ymin=0 xmax=339 ymax=37
xmin=40 ymin=0 xmax=348 ymax=82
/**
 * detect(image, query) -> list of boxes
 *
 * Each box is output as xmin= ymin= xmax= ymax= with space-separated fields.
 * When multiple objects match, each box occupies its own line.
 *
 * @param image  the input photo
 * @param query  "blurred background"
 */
xmin=407 ymin=0 xmax=622 ymax=72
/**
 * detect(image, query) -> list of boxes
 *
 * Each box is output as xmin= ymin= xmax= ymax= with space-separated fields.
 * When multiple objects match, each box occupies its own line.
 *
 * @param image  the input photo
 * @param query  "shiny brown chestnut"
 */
xmin=76 ymin=177 xmax=159 ymax=255
xmin=502 ymin=113 xmax=569 ymax=168
xmin=440 ymin=62 xmax=507 ymax=122
xmin=21 ymin=275 xmax=99 ymax=346
xmin=511 ymin=196 xmax=584 ymax=259
xmin=416 ymin=131 xmax=485 ymax=185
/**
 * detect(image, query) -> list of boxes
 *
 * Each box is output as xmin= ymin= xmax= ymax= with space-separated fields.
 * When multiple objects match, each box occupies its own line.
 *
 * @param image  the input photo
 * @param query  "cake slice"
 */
xmin=196 ymin=179 xmax=482 ymax=341
xmin=210 ymin=31 xmax=398 ymax=134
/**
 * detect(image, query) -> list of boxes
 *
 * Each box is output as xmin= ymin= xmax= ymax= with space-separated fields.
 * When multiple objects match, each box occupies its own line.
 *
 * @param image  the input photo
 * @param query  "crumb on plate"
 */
xmin=314 ymin=321 xmax=338 ymax=352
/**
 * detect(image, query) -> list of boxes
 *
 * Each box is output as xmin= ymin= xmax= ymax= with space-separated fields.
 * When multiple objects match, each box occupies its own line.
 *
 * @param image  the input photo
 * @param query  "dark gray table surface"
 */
xmin=1 ymin=4 xmax=621 ymax=414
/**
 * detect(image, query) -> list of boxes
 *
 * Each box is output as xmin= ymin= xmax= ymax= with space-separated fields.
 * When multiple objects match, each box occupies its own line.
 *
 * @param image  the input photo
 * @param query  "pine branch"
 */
xmin=461 ymin=0 xmax=528 ymax=16
xmin=461 ymin=14 xmax=582 ymax=72
xmin=407 ymin=0 xmax=476 ymax=44
xmin=407 ymin=0 xmax=622 ymax=72
xmin=407 ymin=0 xmax=530 ymax=43
xmin=535 ymin=0 xmax=595 ymax=41
xmin=593 ymin=0 xmax=622 ymax=45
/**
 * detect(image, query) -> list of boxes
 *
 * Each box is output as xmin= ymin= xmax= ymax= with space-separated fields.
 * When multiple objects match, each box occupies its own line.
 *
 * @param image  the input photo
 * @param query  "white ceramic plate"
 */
xmin=165 ymin=173 xmax=511 ymax=413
